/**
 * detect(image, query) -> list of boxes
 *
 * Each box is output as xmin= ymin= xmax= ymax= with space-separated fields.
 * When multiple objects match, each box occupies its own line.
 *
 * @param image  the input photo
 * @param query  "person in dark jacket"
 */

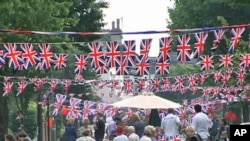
xmin=131 ymin=113 xmax=145 ymax=138
xmin=94 ymin=113 xmax=105 ymax=141
xmin=65 ymin=119 xmax=77 ymax=141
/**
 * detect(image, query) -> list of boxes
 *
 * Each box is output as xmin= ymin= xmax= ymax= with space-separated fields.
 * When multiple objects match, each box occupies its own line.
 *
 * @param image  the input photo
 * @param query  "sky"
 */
xmin=103 ymin=0 xmax=174 ymax=57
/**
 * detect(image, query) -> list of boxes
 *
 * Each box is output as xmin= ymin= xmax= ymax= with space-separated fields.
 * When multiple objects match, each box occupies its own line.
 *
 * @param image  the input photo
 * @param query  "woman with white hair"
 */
xmin=185 ymin=126 xmax=202 ymax=141
xmin=128 ymin=126 xmax=140 ymax=141
xmin=139 ymin=128 xmax=152 ymax=141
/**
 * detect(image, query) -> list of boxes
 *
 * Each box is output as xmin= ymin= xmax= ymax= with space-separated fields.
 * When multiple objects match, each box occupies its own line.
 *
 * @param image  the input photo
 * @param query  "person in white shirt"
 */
xmin=127 ymin=126 xmax=140 ymax=141
xmin=160 ymin=108 xmax=180 ymax=140
xmin=113 ymin=126 xmax=128 ymax=141
xmin=192 ymin=104 xmax=213 ymax=141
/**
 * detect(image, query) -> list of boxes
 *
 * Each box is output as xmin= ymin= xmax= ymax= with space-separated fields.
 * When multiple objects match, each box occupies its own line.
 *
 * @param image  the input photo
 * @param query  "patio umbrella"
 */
xmin=110 ymin=94 xmax=181 ymax=109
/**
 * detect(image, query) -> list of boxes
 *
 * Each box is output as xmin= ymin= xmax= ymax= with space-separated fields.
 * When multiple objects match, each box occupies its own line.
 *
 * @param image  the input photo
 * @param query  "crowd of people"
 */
xmin=63 ymin=104 xmax=230 ymax=141
xmin=4 ymin=104 xmax=229 ymax=141
xmin=4 ymin=132 xmax=32 ymax=141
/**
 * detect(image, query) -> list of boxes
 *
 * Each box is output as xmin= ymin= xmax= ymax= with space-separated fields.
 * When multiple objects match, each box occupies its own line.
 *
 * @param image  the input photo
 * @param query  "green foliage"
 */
xmin=0 ymin=0 xmax=108 ymax=139
xmin=9 ymin=101 xmax=37 ymax=139
xmin=167 ymin=0 xmax=250 ymax=121
xmin=66 ymin=0 xmax=109 ymax=52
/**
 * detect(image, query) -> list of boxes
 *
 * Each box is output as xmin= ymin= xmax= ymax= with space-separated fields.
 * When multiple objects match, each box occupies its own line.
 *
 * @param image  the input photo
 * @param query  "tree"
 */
xmin=66 ymin=0 xmax=109 ymax=52
xmin=0 ymin=0 xmax=108 ymax=140
xmin=167 ymin=0 xmax=250 ymax=122
xmin=168 ymin=0 xmax=250 ymax=54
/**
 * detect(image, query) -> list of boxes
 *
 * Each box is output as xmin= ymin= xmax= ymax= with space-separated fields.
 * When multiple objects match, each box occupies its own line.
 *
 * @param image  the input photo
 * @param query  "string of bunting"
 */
xmin=48 ymin=93 xmax=239 ymax=122
xmin=1 ymin=66 xmax=250 ymax=98
xmin=0 ymin=27 xmax=249 ymax=76
xmin=0 ymin=23 xmax=249 ymax=35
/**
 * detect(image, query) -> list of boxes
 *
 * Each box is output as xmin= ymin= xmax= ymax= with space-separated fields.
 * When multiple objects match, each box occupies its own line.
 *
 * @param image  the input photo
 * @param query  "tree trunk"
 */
xmin=0 ymin=84 xmax=9 ymax=141
xmin=242 ymin=102 xmax=250 ymax=122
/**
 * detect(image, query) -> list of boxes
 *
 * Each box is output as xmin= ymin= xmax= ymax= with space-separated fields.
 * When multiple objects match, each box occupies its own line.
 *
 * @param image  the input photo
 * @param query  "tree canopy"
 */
xmin=0 ymin=0 xmax=108 ymax=140
xmin=167 ymin=0 xmax=250 ymax=123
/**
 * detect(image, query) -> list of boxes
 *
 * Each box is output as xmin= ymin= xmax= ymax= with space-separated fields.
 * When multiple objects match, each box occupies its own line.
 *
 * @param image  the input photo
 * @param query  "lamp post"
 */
xmin=37 ymin=92 xmax=43 ymax=141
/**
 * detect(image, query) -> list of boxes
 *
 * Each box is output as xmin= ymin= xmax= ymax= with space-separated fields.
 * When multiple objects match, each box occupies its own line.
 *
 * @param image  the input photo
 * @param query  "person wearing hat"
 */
xmin=113 ymin=126 xmax=128 ymax=141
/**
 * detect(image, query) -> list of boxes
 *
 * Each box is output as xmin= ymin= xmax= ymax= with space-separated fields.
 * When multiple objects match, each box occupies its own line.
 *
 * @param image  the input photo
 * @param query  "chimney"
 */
xmin=116 ymin=19 xmax=120 ymax=29
xmin=112 ymin=21 xmax=115 ymax=29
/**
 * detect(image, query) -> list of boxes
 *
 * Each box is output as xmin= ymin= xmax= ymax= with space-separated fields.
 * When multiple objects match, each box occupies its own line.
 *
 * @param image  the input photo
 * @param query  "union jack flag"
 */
xmin=193 ymin=32 xmax=208 ymax=58
xmin=67 ymin=98 xmax=81 ymax=119
xmin=34 ymin=78 xmax=47 ymax=92
xmin=156 ymin=55 xmax=170 ymax=75
xmin=213 ymin=70 xmax=221 ymax=83
xmin=17 ymin=79 xmax=28 ymax=96
xmin=211 ymin=29 xmax=225 ymax=52
xmin=177 ymin=34 xmax=191 ymax=62
xmin=240 ymin=54 xmax=250 ymax=68
xmin=236 ymin=71 xmax=245 ymax=86
xmin=96 ymin=102 xmax=109 ymax=115
xmin=123 ymin=80 xmax=133 ymax=94
xmin=174 ymin=76 xmax=184 ymax=90
xmin=53 ymin=54 xmax=68 ymax=69
xmin=221 ymin=73 xmax=230 ymax=86
xmin=50 ymin=79 xmax=59 ymax=92
xmin=175 ymin=108 xmax=189 ymax=126
xmin=159 ymin=37 xmax=172 ymax=60
xmin=37 ymin=44 xmax=54 ymax=70
xmin=106 ymin=41 xmax=121 ymax=68
xmin=122 ymin=108 xmax=133 ymax=121
xmin=95 ymin=66 xmax=109 ymax=74
xmin=140 ymin=38 xmax=152 ymax=62
xmin=74 ymin=54 xmax=88 ymax=74
xmin=191 ymin=86 xmax=198 ymax=94
xmin=74 ymin=74 xmax=84 ymax=82
xmin=187 ymin=75 xmax=197 ymax=88
xmin=228 ymin=27 xmax=245 ymax=53
xmin=52 ymin=94 xmax=67 ymax=115
xmin=238 ymin=66 xmax=246 ymax=73
xmin=200 ymin=55 xmax=214 ymax=71
xmin=0 ymin=48 xmax=5 ymax=66
xmin=82 ymin=100 xmax=96 ymax=117
xmin=135 ymin=55 xmax=150 ymax=76
xmin=171 ymin=85 xmax=177 ymax=92
xmin=202 ymin=87 xmax=210 ymax=95
xmin=115 ymin=66 xmax=129 ymax=75
xmin=136 ymin=78 xmax=146 ymax=92
xmin=198 ymin=73 xmax=209 ymax=85
xmin=88 ymin=42 xmax=106 ymax=68
xmin=106 ymin=107 xmax=120 ymax=117
xmin=123 ymin=40 xmax=137 ymax=66
xmin=162 ymin=77 xmax=171 ymax=91
xmin=63 ymin=79 xmax=71 ymax=92
xmin=116 ymin=56 xmax=130 ymax=75
xmin=227 ymin=94 xmax=238 ymax=102
xmin=150 ymin=78 xmax=161 ymax=92
xmin=98 ymin=80 xmax=109 ymax=89
xmin=4 ymin=43 xmax=23 ymax=69
xmin=20 ymin=44 xmax=40 ymax=69
xmin=21 ymin=44 xmax=40 ymax=69
xmin=219 ymin=54 xmax=233 ymax=68
xmin=3 ymin=81 xmax=14 ymax=96
xmin=223 ymin=87 xmax=231 ymax=95
xmin=213 ymin=87 xmax=221 ymax=95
